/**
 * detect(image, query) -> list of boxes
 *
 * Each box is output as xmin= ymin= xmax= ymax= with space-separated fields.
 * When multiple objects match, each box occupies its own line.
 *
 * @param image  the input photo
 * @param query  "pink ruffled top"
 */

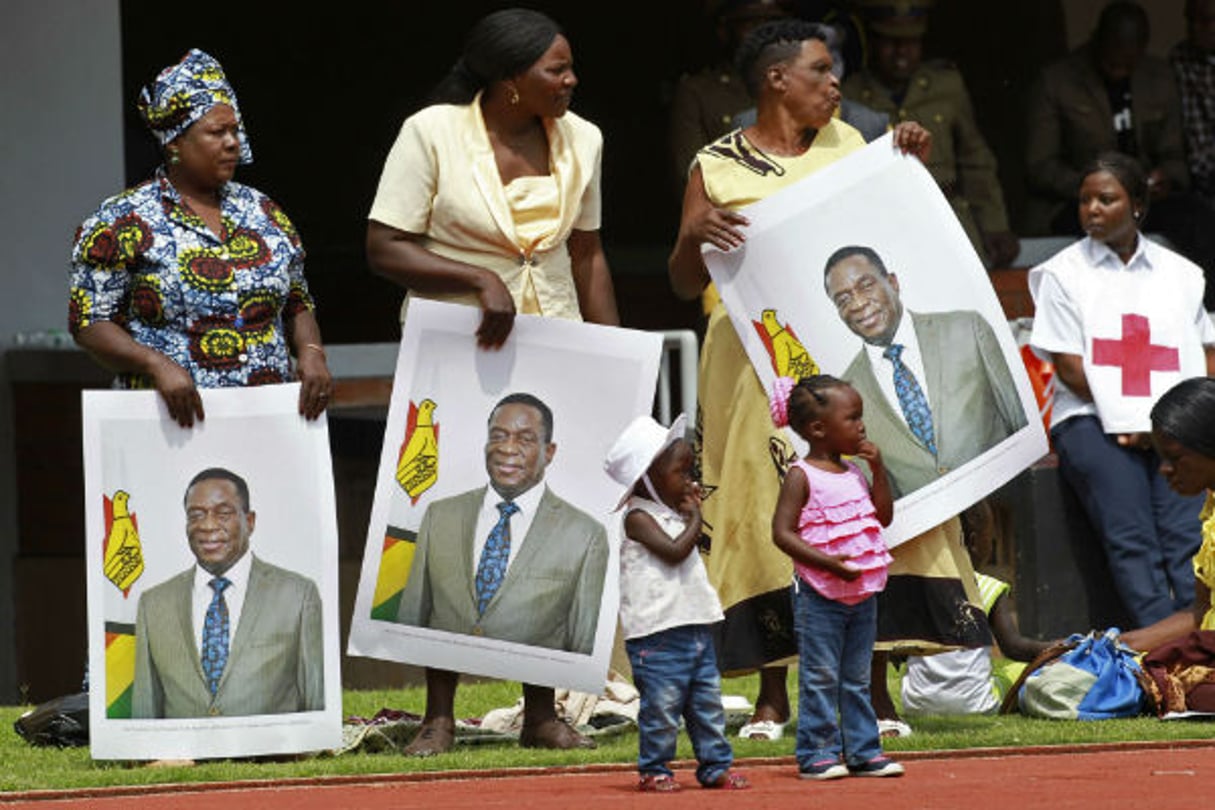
xmin=791 ymin=458 xmax=893 ymax=605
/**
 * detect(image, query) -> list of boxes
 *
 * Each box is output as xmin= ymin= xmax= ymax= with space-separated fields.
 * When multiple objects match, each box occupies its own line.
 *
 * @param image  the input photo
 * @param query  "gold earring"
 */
xmin=508 ymin=85 xmax=520 ymax=105
xmin=168 ymin=148 xmax=181 ymax=165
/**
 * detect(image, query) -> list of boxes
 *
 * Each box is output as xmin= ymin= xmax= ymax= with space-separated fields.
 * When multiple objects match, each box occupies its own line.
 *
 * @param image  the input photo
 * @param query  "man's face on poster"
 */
xmin=825 ymin=253 xmax=904 ymax=346
xmin=485 ymin=403 xmax=556 ymax=500
xmin=185 ymin=478 xmax=255 ymax=576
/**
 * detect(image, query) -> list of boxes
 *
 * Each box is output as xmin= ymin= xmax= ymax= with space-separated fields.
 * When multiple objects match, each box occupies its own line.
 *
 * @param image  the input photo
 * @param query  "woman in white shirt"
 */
xmin=1029 ymin=151 xmax=1215 ymax=630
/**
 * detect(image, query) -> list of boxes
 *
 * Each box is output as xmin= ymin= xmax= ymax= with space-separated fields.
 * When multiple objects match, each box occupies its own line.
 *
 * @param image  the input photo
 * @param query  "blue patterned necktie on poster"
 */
xmin=883 ymin=343 xmax=937 ymax=456
xmin=475 ymin=501 xmax=519 ymax=615
xmin=201 ymin=576 xmax=231 ymax=695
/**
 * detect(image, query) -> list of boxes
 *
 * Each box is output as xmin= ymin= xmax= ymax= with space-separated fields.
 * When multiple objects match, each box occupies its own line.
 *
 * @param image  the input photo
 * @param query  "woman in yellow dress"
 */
xmin=365 ymin=7 xmax=618 ymax=756
xmin=1121 ymin=377 xmax=1215 ymax=653
xmin=366 ymin=8 xmax=617 ymax=346
xmin=669 ymin=18 xmax=982 ymax=737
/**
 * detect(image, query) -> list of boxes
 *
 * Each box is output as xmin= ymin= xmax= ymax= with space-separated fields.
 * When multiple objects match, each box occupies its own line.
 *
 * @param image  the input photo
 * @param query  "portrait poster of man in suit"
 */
xmin=83 ymin=384 xmax=341 ymax=761
xmin=348 ymin=299 xmax=663 ymax=694
xmin=131 ymin=467 xmax=325 ymax=720
xmin=395 ymin=393 xmax=608 ymax=656
xmin=703 ymin=134 xmax=1048 ymax=544
xmin=824 ymin=245 xmax=1028 ymax=499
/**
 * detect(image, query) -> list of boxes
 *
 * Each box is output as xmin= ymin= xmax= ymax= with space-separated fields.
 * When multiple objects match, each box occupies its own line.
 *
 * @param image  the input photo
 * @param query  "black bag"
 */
xmin=14 ymin=692 xmax=90 ymax=747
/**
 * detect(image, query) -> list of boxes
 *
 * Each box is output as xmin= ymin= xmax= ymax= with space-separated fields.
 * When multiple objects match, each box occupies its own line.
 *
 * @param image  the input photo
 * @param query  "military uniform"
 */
xmin=844 ymin=61 xmax=1012 ymax=265
xmin=669 ymin=66 xmax=754 ymax=188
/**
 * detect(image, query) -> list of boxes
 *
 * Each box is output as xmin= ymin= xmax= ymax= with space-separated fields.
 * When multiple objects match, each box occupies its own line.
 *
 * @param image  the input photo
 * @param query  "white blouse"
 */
xmin=1029 ymin=235 xmax=1214 ymax=432
xmin=618 ymin=496 xmax=724 ymax=640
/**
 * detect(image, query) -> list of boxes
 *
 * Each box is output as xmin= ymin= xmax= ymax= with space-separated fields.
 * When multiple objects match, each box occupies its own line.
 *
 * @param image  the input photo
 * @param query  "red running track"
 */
xmin=4 ymin=742 xmax=1214 ymax=809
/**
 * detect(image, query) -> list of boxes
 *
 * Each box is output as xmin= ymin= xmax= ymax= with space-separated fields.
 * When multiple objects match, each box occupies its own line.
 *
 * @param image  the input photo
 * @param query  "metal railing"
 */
xmin=656 ymin=330 xmax=698 ymax=428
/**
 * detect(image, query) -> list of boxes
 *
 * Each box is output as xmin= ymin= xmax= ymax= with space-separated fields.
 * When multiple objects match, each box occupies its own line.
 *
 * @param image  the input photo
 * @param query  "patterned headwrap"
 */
xmin=137 ymin=48 xmax=253 ymax=164
xmin=769 ymin=376 xmax=796 ymax=428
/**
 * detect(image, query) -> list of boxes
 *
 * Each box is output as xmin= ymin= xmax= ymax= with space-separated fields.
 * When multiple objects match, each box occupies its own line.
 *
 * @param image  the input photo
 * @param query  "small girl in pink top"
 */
xmin=770 ymin=375 xmax=902 ymax=780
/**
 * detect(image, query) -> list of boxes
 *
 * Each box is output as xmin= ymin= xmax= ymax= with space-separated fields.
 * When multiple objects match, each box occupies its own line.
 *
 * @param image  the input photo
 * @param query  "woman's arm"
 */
xmin=1119 ymin=579 xmax=1208 ymax=652
xmin=284 ymin=309 xmax=334 ymax=420
xmin=772 ymin=466 xmax=860 ymax=580
xmin=366 ymin=220 xmax=517 ymax=348
xmin=1119 ymin=610 xmax=1197 ymax=653
xmin=667 ymin=165 xmax=749 ymax=301
xmin=74 ymin=321 xmax=203 ymax=428
xmin=567 ymin=228 xmax=619 ymax=326
xmin=623 ymin=500 xmax=703 ymax=566
xmin=988 ymin=594 xmax=1053 ymax=661
xmin=1050 ymin=352 xmax=1093 ymax=402
xmin=1196 ymin=579 xmax=1211 ymax=629
xmin=1054 ymin=348 xmax=1153 ymax=449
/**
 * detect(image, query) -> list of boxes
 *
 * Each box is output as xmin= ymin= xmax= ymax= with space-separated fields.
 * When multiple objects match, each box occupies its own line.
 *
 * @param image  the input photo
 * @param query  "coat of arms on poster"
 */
xmin=348 ymin=299 xmax=663 ymax=694
xmin=83 ymin=384 xmax=342 ymax=760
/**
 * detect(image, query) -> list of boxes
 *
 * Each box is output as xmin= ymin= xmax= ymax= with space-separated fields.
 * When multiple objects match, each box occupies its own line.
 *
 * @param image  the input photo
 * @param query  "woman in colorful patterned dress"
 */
xmin=70 ymin=49 xmax=332 ymax=428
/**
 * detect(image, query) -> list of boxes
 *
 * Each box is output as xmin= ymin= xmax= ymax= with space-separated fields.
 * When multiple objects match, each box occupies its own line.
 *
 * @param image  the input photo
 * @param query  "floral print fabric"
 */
xmin=137 ymin=48 xmax=253 ymax=164
xmin=69 ymin=169 xmax=314 ymax=389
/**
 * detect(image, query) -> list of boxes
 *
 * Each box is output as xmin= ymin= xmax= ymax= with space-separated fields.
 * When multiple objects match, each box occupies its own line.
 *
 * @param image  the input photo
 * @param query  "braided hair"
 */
xmin=787 ymin=374 xmax=850 ymax=438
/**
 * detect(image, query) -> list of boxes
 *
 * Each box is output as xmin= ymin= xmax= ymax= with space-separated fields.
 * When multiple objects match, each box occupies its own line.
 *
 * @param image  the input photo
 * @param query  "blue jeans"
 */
xmin=793 ymin=582 xmax=881 ymax=770
xmin=1053 ymin=415 xmax=1202 ymax=627
xmin=625 ymin=624 xmax=733 ymax=785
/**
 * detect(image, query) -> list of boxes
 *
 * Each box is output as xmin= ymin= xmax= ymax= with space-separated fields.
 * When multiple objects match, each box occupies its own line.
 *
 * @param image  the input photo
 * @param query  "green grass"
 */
xmin=3 ymin=671 xmax=1214 ymax=794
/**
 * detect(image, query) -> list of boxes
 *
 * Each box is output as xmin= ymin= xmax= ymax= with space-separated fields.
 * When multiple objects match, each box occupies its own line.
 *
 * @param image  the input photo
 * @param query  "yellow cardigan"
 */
xmin=1195 ymin=493 xmax=1215 ymax=629
xmin=369 ymin=96 xmax=602 ymax=322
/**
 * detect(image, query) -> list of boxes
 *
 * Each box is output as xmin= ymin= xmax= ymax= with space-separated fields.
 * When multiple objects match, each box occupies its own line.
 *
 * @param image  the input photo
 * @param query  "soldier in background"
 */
xmin=669 ymin=0 xmax=791 ymax=192
xmin=844 ymin=0 xmax=1020 ymax=268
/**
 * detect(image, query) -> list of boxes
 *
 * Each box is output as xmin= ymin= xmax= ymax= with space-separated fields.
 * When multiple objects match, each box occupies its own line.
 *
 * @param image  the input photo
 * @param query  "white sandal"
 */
xmin=737 ymin=719 xmax=785 ymax=740
xmin=877 ymin=718 xmax=913 ymax=738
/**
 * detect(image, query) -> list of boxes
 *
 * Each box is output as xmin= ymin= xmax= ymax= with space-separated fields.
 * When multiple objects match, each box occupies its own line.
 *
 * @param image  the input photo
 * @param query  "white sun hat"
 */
xmin=604 ymin=413 xmax=688 ymax=511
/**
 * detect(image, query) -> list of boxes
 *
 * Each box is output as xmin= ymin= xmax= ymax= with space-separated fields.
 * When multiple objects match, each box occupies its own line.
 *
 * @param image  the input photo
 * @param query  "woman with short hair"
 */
xmin=669 ymin=18 xmax=953 ymax=740
xmin=1030 ymin=151 xmax=1215 ymax=630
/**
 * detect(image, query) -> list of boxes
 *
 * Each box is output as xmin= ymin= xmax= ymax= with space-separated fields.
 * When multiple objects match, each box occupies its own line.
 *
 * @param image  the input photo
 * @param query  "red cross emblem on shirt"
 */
xmin=1090 ymin=313 xmax=1179 ymax=397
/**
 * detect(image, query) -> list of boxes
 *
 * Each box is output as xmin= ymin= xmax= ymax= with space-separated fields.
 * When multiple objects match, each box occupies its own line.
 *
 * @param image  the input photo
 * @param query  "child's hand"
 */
xmin=679 ymin=483 xmax=703 ymax=521
xmin=855 ymin=439 xmax=883 ymax=469
xmin=829 ymin=554 xmax=862 ymax=582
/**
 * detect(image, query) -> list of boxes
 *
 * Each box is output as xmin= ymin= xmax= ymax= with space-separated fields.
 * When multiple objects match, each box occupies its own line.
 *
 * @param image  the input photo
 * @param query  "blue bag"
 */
xmin=1016 ymin=629 xmax=1147 ymax=720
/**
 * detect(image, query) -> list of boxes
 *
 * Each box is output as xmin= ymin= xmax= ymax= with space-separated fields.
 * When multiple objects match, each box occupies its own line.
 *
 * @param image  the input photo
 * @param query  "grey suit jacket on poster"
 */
xmin=132 ymin=555 xmax=325 ymax=718
xmin=396 ymin=485 xmax=609 ymax=655
xmin=841 ymin=310 xmax=1027 ymax=498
